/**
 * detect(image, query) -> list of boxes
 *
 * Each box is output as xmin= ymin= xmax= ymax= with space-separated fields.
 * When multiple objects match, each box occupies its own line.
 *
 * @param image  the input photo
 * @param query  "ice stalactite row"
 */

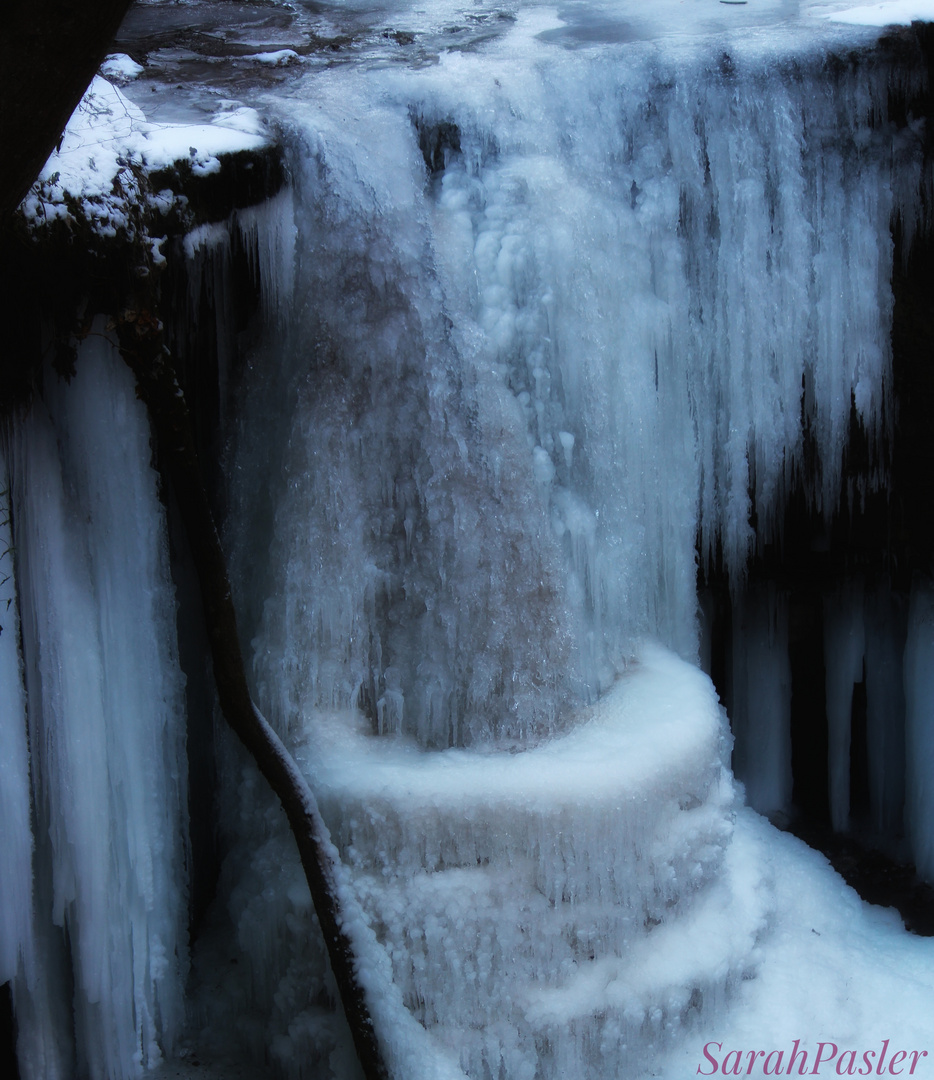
xmin=726 ymin=575 xmax=917 ymax=853
xmin=0 ymin=335 xmax=189 ymax=1079
xmin=180 ymin=187 xmax=298 ymax=433
xmin=237 ymin=188 xmax=298 ymax=329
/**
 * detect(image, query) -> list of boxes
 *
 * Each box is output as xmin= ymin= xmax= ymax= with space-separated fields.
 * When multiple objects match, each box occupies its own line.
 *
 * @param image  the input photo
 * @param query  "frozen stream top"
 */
xmin=115 ymin=0 xmax=934 ymax=114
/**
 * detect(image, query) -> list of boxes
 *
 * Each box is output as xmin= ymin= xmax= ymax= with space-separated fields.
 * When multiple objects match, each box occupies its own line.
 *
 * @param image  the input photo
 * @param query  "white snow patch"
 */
xmin=100 ymin=53 xmax=145 ymax=82
xmin=245 ymin=49 xmax=301 ymax=65
xmin=657 ymin=810 xmax=934 ymax=1078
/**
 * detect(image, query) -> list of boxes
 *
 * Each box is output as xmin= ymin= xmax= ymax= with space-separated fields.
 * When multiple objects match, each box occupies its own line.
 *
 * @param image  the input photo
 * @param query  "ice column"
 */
xmin=824 ymin=586 xmax=866 ymax=834
xmin=9 ymin=335 xmax=189 ymax=1080
xmin=864 ymin=585 xmax=906 ymax=839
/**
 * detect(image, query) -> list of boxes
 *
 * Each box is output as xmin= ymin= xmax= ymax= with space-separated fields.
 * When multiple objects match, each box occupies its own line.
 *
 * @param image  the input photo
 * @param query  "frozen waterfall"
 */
xmin=3 ymin=3 xmax=934 ymax=1080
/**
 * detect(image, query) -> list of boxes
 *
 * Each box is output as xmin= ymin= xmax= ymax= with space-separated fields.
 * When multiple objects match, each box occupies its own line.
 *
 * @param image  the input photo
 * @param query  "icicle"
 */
xmin=823 ymin=584 xmax=866 ymax=835
xmin=0 ymin=441 xmax=33 ymax=988
xmin=236 ymin=186 xmax=298 ymax=326
xmin=184 ymin=221 xmax=234 ymax=426
xmin=730 ymin=585 xmax=793 ymax=819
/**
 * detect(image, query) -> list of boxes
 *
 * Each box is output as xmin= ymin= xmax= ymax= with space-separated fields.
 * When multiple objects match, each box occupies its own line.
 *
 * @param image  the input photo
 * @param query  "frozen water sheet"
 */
xmin=212 ymin=21 xmax=933 ymax=1073
xmin=294 ymin=646 xmax=767 ymax=1077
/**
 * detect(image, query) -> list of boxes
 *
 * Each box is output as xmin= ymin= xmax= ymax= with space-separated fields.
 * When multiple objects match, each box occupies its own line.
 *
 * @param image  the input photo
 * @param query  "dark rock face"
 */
xmin=0 ymin=983 xmax=17 ymax=1080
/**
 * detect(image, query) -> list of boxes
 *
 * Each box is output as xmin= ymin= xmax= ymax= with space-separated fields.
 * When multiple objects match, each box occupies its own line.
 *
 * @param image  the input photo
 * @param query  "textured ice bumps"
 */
xmin=301 ymin=645 xmax=768 ymax=1077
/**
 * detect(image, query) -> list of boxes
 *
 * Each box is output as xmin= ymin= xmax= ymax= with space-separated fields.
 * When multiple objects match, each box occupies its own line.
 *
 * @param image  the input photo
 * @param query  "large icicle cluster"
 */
xmin=235 ymin=32 xmax=921 ymax=749
xmin=0 ymin=337 xmax=189 ymax=1079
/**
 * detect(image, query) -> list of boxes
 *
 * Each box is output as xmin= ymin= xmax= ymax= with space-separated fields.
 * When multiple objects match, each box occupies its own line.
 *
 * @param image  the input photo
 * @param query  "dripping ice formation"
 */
xmin=3 ymin=2 xmax=934 ymax=1078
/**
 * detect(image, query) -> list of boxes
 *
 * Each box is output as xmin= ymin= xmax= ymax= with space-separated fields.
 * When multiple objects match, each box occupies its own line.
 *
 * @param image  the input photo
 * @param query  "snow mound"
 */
xmin=296 ymin=646 xmax=765 ymax=1078
xmin=100 ymin=53 xmax=145 ymax=83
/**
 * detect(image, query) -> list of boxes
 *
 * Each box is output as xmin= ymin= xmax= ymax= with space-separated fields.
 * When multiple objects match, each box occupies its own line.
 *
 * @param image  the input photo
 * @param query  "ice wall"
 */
xmin=1 ymin=336 xmax=190 ymax=1079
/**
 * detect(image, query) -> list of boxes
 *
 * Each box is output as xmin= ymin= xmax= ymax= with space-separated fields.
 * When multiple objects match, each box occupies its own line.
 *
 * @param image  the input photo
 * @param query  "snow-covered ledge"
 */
xmin=18 ymin=70 xmax=283 ymax=258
